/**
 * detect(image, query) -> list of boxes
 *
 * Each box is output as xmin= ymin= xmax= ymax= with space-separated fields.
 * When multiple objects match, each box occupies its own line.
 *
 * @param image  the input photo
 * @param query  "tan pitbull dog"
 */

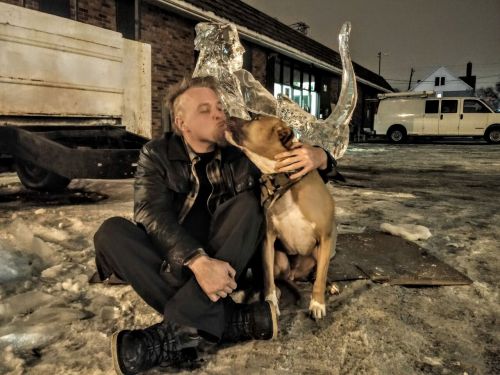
xmin=226 ymin=115 xmax=336 ymax=319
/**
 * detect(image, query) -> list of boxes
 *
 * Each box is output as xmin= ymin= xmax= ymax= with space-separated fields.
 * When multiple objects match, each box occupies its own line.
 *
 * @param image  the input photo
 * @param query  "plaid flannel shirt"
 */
xmin=177 ymin=139 xmax=227 ymax=224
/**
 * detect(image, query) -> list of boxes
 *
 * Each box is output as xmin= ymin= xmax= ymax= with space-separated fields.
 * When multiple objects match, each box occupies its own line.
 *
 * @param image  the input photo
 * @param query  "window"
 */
xmin=463 ymin=100 xmax=491 ymax=113
xmin=283 ymin=63 xmax=291 ymax=85
xmin=242 ymin=42 xmax=252 ymax=71
xmin=272 ymin=57 xmax=320 ymax=116
xmin=274 ymin=57 xmax=281 ymax=83
xmin=441 ymin=100 xmax=458 ymax=113
xmin=116 ymin=0 xmax=136 ymax=40
xmin=440 ymin=77 xmax=445 ymax=85
xmin=39 ymin=0 xmax=70 ymax=18
xmin=435 ymin=77 xmax=440 ymax=86
xmin=425 ymin=100 xmax=439 ymax=114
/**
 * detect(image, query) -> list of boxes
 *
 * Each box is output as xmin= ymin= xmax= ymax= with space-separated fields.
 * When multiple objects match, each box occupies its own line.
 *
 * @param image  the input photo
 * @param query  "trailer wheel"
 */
xmin=485 ymin=126 xmax=500 ymax=144
xmin=15 ymin=160 xmax=70 ymax=192
xmin=387 ymin=126 xmax=407 ymax=144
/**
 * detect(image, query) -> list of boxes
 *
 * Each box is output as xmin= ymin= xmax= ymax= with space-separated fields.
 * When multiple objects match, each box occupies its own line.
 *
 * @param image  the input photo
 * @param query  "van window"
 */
xmin=463 ymin=100 xmax=491 ymax=113
xmin=441 ymin=100 xmax=458 ymax=113
xmin=425 ymin=100 xmax=439 ymax=113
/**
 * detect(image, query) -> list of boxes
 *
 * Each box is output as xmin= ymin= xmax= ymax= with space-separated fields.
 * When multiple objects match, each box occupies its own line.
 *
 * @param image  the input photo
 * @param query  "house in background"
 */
xmin=1 ymin=0 xmax=393 ymax=138
xmin=412 ymin=64 xmax=475 ymax=97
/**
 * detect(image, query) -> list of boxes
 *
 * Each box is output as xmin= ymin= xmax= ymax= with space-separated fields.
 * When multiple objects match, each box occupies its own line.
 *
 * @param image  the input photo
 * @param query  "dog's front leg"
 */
xmin=310 ymin=228 xmax=337 ymax=319
xmin=262 ymin=229 xmax=280 ymax=315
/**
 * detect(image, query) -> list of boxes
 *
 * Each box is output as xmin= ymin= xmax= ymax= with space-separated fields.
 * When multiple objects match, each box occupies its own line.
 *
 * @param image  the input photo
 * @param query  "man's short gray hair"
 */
xmin=166 ymin=76 xmax=220 ymax=135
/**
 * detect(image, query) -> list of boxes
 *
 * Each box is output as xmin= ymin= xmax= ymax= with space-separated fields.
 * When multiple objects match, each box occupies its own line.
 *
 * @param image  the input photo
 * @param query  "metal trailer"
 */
xmin=0 ymin=3 xmax=152 ymax=191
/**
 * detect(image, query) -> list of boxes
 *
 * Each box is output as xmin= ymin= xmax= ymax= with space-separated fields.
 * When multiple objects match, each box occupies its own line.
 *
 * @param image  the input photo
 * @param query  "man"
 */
xmin=93 ymin=76 xmax=337 ymax=375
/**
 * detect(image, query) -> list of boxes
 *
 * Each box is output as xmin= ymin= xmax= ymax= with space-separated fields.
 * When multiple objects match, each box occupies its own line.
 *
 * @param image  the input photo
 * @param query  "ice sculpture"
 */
xmin=192 ymin=21 xmax=357 ymax=159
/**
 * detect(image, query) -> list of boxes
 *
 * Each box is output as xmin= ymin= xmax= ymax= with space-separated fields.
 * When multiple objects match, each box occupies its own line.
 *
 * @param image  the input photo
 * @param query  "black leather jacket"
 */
xmin=133 ymin=132 xmax=337 ymax=281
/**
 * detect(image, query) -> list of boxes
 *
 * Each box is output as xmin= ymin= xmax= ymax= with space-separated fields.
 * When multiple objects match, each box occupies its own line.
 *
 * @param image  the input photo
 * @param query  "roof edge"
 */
xmin=147 ymin=0 xmax=392 ymax=93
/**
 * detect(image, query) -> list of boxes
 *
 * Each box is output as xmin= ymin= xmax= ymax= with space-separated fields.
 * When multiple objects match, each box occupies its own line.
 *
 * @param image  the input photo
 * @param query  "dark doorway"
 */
xmin=116 ymin=0 xmax=136 ymax=40
xmin=39 ymin=0 xmax=71 ymax=18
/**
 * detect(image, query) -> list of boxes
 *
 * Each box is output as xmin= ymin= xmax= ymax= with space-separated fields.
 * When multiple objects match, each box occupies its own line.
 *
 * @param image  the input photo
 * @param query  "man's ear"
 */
xmin=277 ymin=124 xmax=294 ymax=149
xmin=174 ymin=115 xmax=186 ymax=133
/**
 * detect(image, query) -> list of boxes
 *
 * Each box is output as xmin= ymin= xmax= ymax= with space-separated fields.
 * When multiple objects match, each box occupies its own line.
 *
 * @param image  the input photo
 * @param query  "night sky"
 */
xmin=243 ymin=0 xmax=500 ymax=91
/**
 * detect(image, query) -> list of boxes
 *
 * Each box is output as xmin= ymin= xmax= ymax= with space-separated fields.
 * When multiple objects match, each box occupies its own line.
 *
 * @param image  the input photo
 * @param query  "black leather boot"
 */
xmin=111 ymin=321 xmax=199 ymax=375
xmin=221 ymin=300 xmax=278 ymax=343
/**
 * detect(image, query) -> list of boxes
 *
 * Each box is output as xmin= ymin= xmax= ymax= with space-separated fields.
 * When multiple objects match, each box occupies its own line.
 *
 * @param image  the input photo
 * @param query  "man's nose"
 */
xmin=214 ymin=108 xmax=226 ymax=120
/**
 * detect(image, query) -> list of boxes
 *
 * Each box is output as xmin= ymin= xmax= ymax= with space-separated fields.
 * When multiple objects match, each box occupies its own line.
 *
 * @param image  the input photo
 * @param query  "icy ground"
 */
xmin=0 ymin=143 xmax=498 ymax=375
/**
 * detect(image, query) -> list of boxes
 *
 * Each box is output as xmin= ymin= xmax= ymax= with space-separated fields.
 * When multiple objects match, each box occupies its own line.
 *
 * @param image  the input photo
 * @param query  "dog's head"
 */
xmin=226 ymin=115 xmax=294 ymax=155
xmin=225 ymin=115 xmax=295 ymax=172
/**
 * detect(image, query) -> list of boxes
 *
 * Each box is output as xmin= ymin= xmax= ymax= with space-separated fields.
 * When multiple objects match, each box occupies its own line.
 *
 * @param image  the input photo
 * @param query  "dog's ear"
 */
xmin=277 ymin=124 xmax=294 ymax=149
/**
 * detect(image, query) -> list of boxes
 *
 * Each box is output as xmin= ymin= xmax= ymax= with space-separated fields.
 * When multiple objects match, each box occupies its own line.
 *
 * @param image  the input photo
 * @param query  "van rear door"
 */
xmin=439 ymin=99 xmax=460 ymax=135
xmin=459 ymin=99 xmax=490 ymax=136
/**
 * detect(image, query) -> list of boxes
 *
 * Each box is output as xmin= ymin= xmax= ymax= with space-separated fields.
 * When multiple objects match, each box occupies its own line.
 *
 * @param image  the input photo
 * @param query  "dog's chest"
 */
xmin=268 ymin=191 xmax=317 ymax=255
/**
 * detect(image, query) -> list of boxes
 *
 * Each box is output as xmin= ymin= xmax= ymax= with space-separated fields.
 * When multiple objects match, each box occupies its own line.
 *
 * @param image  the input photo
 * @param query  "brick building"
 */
xmin=1 ymin=0 xmax=393 ymax=139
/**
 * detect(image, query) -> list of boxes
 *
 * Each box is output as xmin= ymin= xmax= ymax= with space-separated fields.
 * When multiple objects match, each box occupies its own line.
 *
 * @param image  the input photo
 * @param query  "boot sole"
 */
xmin=267 ymin=301 xmax=279 ymax=339
xmin=111 ymin=331 xmax=126 ymax=375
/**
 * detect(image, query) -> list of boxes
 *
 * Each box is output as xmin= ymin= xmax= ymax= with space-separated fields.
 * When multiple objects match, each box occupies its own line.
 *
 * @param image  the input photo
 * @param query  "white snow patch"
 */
xmin=61 ymin=274 xmax=88 ymax=294
xmin=0 ymin=346 xmax=25 ymax=374
xmin=31 ymin=223 xmax=70 ymax=243
xmin=0 ymin=242 xmax=32 ymax=283
xmin=6 ymin=219 xmax=58 ymax=265
xmin=0 ymin=307 xmax=89 ymax=351
xmin=360 ymin=191 xmax=416 ymax=199
xmin=40 ymin=264 xmax=66 ymax=279
xmin=337 ymin=223 xmax=366 ymax=234
xmin=380 ymin=223 xmax=432 ymax=241
xmin=0 ymin=291 xmax=59 ymax=320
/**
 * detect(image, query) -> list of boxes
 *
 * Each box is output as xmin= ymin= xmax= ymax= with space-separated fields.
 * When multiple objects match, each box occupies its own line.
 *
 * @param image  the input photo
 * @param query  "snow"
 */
xmin=380 ymin=222 xmax=432 ymax=241
xmin=0 ymin=242 xmax=32 ymax=284
xmin=0 ymin=143 xmax=499 ymax=374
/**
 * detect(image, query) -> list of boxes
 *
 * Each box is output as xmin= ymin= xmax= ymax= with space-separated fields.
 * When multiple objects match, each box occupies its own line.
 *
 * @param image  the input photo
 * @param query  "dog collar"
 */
xmin=259 ymin=171 xmax=305 ymax=209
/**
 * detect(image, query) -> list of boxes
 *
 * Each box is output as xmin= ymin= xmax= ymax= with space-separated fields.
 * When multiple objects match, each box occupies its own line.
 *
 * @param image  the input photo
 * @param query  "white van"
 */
xmin=373 ymin=91 xmax=500 ymax=143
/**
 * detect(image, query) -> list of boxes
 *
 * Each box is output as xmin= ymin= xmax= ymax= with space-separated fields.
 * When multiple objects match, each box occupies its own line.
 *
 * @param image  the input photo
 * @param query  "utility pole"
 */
xmin=377 ymin=52 xmax=381 ymax=75
xmin=407 ymin=68 xmax=415 ymax=91
xmin=377 ymin=51 xmax=389 ymax=75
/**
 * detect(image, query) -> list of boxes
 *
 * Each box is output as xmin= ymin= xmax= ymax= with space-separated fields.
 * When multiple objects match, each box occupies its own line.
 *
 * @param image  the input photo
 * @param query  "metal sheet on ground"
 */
xmin=330 ymin=232 xmax=472 ymax=286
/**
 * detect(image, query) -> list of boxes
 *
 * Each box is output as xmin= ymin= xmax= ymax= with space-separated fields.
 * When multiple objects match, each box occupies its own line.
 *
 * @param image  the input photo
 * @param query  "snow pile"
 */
xmin=0 ymin=306 xmax=90 ymax=351
xmin=0 ymin=241 xmax=32 ymax=283
xmin=0 ymin=291 xmax=59 ymax=320
xmin=6 ymin=219 xmax=58 ymax=267
xmin=380 ymin=223 xmax=432 ymax=241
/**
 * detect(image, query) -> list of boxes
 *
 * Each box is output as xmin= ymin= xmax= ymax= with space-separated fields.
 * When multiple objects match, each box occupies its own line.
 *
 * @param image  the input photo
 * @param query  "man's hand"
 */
xmin=274 ymin=142 xmax=328 ymax=179
xmin=188 ymin=255 xmax=237 ymax=302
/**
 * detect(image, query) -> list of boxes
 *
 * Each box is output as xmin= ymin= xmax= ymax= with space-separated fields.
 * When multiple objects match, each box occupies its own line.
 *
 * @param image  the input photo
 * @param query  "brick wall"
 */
xmin=1 ymin=0 xmax=22 ymax=6
xmin=1 ymin=0 xmax=38 ymax=9
xmin=0 ymin=0 xmax=385 ymax=139
xmin=139 ymin=2 xmax=196 ymax=138
xmin=76 ymin=0 xmax=115 ymax=31
xmin=2 ymin=1 xmax=78 ymax=19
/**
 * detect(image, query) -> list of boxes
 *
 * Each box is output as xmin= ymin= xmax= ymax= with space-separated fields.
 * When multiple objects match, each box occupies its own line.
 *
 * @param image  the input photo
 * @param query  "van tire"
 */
xmin=485 ymin=126 xmax=500 ymax=144
xmin=15 ymin=160 xmax=71 ymax=192
xmin=387 ymin=126 xmax=407 ymax=144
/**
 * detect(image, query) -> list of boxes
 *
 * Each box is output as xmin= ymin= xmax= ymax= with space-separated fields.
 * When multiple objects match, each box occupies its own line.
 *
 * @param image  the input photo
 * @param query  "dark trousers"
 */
xmin=93 ymin=191 xmax=264 ymax=340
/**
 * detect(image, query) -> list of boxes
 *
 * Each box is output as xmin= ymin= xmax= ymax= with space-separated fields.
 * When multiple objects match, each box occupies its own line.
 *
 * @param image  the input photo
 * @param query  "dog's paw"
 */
xmin=309 ymin=298 xmax=326 ymax=320
xmin=265 ymin=290 xmax=281 ymax=316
